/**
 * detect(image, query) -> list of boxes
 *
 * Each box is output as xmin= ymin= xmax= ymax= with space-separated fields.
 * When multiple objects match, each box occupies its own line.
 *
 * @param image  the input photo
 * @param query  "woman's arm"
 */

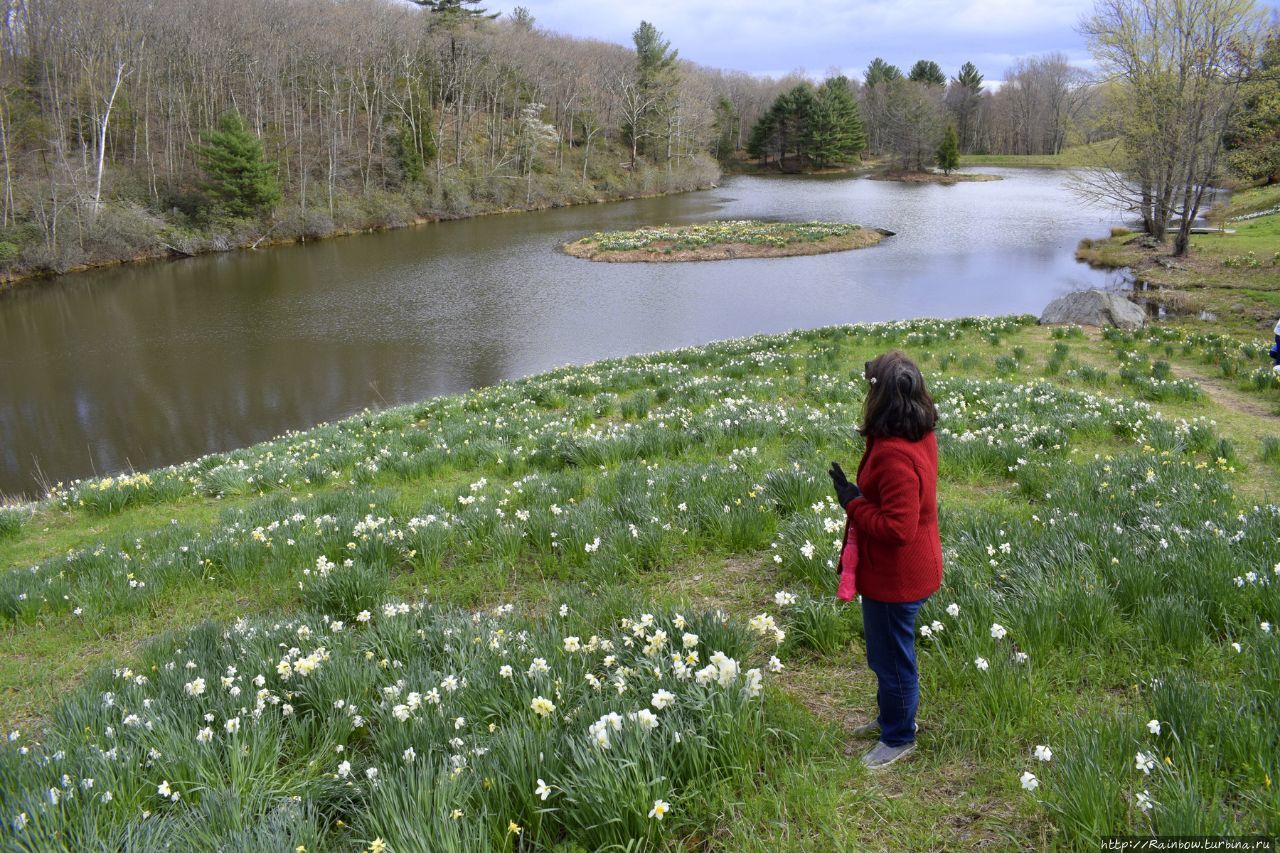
xmin=849 ymin=450 xmax=921 ymax=546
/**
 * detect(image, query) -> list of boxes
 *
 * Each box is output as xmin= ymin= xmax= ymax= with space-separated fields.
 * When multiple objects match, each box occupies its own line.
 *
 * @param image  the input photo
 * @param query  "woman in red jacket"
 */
xmin=829 ymin=350 xmax=941 ymax=770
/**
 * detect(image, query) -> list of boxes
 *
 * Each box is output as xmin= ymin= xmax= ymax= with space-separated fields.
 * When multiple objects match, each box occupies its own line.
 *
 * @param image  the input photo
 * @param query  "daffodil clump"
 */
xmin=576 ymin=219 xmax=862 ymax=253
xmin=0 ymin=506 xmax=26 ymax=540
xmin=0 ymin=599 xmax=774 ymax=849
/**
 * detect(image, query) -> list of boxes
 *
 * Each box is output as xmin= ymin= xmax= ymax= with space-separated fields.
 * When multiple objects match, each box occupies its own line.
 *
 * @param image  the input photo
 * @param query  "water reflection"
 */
xmin=0 ymin=168 xmax=1121 ymax=498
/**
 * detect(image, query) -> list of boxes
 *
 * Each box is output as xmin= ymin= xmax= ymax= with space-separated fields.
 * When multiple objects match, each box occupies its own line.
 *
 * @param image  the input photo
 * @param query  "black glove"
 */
xmin=828 ymin=461 xmax=861 ymax=508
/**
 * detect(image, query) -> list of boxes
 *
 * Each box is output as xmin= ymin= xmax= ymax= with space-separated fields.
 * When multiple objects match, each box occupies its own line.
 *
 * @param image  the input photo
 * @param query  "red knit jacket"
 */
xmin=846 ymin=431 xmax=942 ymax=603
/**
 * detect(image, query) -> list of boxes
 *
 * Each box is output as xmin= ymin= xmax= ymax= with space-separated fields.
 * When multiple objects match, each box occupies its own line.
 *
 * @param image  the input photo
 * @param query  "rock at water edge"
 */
xmin=1039 ymin=289 xmax=1147 ymax=330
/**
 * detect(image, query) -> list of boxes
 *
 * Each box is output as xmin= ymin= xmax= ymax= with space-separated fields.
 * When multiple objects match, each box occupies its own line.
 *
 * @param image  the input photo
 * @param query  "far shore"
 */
xmin=0 ymin=183 xmax=718 ymax=292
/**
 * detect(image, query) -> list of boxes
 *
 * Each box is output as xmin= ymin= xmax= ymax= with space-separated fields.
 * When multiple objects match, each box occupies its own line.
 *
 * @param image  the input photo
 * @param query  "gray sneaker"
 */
xmin=852 ymin=720 xmax=918 ymax=739
xmin=861 ymin=740 xmax=917 ymax=770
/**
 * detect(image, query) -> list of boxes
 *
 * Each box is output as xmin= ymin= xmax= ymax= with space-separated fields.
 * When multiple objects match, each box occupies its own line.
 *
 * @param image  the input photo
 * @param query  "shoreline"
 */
xmin=1074 ymin=224 xmax=1278 ymax=336
xmin=0 ymin=182 xmax=719 ymax=294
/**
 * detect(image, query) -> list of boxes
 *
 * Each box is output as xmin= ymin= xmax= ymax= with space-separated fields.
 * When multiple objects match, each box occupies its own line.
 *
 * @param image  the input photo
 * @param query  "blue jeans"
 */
xmin=861 ymin=595 xmax=928 ymax=747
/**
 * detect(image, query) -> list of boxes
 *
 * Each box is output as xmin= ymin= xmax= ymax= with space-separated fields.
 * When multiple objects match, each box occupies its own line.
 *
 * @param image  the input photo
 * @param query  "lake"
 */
xmin=0 ymin=168 xmax=1123 ymax=499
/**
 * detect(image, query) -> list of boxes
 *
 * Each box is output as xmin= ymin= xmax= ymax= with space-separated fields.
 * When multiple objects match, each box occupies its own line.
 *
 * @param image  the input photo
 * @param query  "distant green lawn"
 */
xmin=960 ymin=140 xmax=1120 ymax=169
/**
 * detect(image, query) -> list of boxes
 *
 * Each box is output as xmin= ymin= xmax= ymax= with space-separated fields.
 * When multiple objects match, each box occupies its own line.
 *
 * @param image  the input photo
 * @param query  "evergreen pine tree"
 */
xmin=948 ymin=61 xmax=985 ymax=153
xmin=955 ymin=61 xmax=984 ymax=92
xmin=746 ymin=111 xmax=775 ymax=164
xmin=778 ymin=83 xmax=818 ymax=166
xmin=864 ymin=58 xmax=903 ymax=86
xmin=628 ymin=22 xmax=680 ymax=163
xmin=412 ymin=0 xmax=495 ymax=19
xmin=807 ymin=76 xmax=867 ymax=167
xmin=195 ymin=112 xmax=279 ymax=219
xmin=936 ymin=124 xmax=960 ymax=174
xmin=389 ymin=121 xmax=428 ymax=185
xmin=908 ymin=60 xmax=946 ymax=86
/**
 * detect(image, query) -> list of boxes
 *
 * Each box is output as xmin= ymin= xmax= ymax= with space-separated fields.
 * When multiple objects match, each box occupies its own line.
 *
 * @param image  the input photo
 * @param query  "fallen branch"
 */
xmin=250 ymin=220 xmax=284 ymax=250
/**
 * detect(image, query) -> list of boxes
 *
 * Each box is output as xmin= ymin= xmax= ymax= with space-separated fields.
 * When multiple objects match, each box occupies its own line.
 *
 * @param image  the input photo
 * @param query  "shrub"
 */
xmin=18 ymin=240 xmax=86 ymax=274
xmin=83 ymin=202 xmax=164 ymax=259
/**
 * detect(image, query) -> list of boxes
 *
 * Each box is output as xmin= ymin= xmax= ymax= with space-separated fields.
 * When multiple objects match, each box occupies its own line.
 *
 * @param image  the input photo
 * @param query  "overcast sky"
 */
xmin=498 ymin=0 xmax=1278 ymax=82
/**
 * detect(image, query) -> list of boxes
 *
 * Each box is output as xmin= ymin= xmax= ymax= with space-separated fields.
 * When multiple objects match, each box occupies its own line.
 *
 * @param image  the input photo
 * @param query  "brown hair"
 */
xmin=860 ymin=350 xmax=937 ymax=441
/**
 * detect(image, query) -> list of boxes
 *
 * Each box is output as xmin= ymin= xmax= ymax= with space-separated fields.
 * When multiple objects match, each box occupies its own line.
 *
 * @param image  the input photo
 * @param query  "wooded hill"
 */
xmin=0 ymin=0 xmax=789 ymax=278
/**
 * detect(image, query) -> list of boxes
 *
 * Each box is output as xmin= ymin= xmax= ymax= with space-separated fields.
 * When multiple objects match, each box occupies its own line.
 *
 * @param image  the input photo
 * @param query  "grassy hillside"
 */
xmin=1 ymin=316 xmax=1278 ymax=850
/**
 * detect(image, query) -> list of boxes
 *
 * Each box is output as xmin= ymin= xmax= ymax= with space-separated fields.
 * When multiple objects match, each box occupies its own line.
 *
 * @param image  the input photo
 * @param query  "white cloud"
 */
xmin=506 ymin=0 xmax=1279 ymax=78
xmin=507 ymin=0 xmax=1101 ymax=76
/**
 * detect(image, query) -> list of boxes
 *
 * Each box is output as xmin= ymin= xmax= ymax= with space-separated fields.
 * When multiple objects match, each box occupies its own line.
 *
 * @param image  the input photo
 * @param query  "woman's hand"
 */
xmin=828 ymin=461 xmax=861 ymax=508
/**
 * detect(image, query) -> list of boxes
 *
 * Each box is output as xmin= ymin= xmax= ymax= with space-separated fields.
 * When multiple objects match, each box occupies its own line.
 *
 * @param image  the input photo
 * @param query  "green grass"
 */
xmin=1217 ymin=182 xmax=1280 ymax=218
xmin=1194 ymin=207 xmax=1280 ymax=260
xmin=2 ymin=317 xmax=1278 ymax=849
xmin=960 ymin=140 xmax=1121 ymax=169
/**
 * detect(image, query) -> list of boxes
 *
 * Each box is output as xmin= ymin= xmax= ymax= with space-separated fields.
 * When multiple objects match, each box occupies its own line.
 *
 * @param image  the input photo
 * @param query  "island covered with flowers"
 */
xmin=563 ymin=219 xmax=889 ymax=262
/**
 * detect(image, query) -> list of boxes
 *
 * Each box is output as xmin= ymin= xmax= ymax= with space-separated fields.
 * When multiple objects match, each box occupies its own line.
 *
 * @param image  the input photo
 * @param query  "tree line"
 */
xmin=743 ymin=53 xmax=1103 ymax=173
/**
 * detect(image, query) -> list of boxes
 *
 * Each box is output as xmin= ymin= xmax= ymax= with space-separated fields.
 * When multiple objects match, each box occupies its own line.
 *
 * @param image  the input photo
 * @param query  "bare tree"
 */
xmin=1080 ymin=0 xmax=1264 ymax=254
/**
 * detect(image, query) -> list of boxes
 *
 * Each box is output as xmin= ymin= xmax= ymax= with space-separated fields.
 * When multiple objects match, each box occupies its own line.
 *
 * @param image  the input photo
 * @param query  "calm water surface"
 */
xmin=0 ymin=168 xmax=1123 ymax=498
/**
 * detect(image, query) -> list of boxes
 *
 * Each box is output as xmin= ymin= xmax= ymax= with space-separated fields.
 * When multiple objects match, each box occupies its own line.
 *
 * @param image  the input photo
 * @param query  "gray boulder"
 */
xmin=1039 ymin=289 xmax=1147 ymax=330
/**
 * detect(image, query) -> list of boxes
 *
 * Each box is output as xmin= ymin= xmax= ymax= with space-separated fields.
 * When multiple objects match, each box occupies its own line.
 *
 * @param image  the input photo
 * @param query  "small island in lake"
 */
xmin=564 ymin=220 xmax=889 ymax=262
xmin=869 ymin=170 xmax=1002 ymax=185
